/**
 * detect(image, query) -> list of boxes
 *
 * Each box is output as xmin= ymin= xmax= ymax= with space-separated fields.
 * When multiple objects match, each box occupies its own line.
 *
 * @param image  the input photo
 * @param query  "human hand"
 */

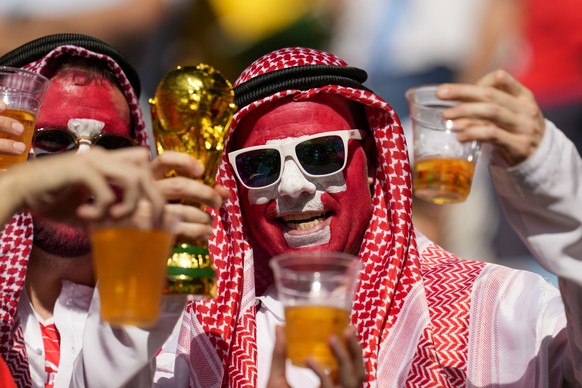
xmin=2 ymin=147 xmax=164 ymax=226
xmin=436 ymin=69 xmax=546 ymax=166
xmin=267 ymin=325 xmax=366 ymax=388
xmin=0 ymin=100 xmax=28 ymax=156
xmin=149 ymin=151 xmax=230 ymax=243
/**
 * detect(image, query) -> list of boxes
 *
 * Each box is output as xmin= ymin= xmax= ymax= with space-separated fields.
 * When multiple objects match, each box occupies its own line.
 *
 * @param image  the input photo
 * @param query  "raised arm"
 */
xmin=0 ymin=147 xmax=165 ymax=227
xmin=437 ymin=69 xmax=582 ymax=384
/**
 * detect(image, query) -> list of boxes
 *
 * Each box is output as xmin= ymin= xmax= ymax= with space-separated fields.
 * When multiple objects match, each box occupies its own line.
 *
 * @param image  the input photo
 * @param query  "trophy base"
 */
xmin=164 ymin=243 xmax=216 ymax=297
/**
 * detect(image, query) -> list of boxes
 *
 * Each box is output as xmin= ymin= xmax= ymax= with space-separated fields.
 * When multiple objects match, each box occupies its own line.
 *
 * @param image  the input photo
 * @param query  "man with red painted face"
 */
xmin=0 ymin=34 xmax=229 ymax=388
xmin=230 ymin=94 xmax=375 ymax=298
xmin=154 ymin=47 xmax=582 ymax=387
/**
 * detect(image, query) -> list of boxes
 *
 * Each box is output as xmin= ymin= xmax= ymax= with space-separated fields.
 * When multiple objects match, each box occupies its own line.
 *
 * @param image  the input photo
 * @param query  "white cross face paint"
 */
xmin=277 ymin=191 xmax=331 ymax=248
xmin=246 ymin=136 xmax=349 ymax=205
xmin=67 ymin=118 xmax=105 ymax=153
xmin=244 ymin=136 xmax=350 ymax=248
xmin=247 ymin=164 xmax=348 ymax=205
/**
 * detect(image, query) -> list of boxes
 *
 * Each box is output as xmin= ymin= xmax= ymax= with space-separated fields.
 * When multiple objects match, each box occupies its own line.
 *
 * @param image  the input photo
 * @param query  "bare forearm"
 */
xmin=0 ymin=170 xmax=25 ymax=226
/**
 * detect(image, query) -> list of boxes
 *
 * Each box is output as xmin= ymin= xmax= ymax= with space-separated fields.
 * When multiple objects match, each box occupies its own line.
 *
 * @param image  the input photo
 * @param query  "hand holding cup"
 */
xmin=406 ymin=85 xmax=481 ymax=204
xmin=90 ymin=199 xmax=178 ymax=328
xmin=0 ymin=66 xmax=49 ymax=171
xmin=436 ymin=69 xmax=545 ymax=167
xmin=269 ymin=251 xmax=362 ymax=380
xmin=3 ymin=147 xmax=163 ymax=226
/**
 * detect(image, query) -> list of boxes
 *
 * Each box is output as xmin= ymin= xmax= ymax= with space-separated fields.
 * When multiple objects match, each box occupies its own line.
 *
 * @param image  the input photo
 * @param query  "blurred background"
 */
xmin=4 ymin=0 xmax=579 ymax=285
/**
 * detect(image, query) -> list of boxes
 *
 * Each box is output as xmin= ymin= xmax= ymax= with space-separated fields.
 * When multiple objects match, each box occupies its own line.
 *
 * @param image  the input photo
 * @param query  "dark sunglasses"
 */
xmin=33 ymin=127 xmax=136 ymax=157
xmin=228 ymin=129 xmax=365 ymax=189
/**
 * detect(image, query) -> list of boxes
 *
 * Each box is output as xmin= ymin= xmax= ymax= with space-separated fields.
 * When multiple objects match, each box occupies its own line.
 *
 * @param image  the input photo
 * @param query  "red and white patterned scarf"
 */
xmin=0 ymin=42 xmax=148 ymax=388
xmin=172 ymin=47 xmax=487 ymax=387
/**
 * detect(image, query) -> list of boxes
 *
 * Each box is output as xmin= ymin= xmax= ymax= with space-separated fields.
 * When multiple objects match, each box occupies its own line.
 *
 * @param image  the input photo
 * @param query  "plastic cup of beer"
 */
xmin=406 ymin=85 xmax=481 ymax=204
xmin=269 ymin=251 xmax=361 ymax=375
xmin=0 ymin=66 xmax=50 ymax=171
xmin=90 ymin=203 xmax=176 ymax=328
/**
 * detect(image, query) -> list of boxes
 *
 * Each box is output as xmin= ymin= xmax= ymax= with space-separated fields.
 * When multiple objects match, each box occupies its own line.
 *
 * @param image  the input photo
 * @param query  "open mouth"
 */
xmin=280 ymin=211 xmax=331 ymax=231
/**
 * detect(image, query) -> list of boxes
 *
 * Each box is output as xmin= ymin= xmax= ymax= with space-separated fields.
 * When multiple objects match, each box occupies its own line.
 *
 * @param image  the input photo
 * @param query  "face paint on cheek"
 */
xmin=327 ymin=151 xmax=373 ymax=253
xmin=247 ymin=186 xmax=278 ymax=205
xmin=277 ymin=191 xmax=325 ymax=214
xmin=313 ymin=173 xmax=347 ymax=193
xmin=242 ymin=167 xmax=346 ymax=252
xmin=245 ymin=161 xmax=348 ymax=206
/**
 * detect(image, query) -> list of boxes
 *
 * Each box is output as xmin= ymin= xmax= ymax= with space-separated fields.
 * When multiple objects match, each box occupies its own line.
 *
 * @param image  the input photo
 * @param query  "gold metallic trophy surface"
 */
xmin=150 ymin=64 xmax=236 ymax=297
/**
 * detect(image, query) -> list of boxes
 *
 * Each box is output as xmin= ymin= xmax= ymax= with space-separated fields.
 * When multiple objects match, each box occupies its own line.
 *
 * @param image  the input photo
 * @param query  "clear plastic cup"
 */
xmin=270 ymin=251 xmax=361 ymax=374
xmin=406 ymin=85 xmax=481 ymax=204
xmin=0 ymin=66 xmax=49 ymax=171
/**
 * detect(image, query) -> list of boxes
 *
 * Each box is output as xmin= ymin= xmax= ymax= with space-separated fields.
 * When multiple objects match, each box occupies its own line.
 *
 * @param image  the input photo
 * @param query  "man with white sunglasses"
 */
xmin=155 ymin=47 xmax=582 ymax=387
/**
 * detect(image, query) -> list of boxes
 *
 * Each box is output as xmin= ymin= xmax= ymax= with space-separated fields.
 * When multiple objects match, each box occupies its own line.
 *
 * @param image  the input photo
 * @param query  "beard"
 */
xmin=33 ymin=216 xmax=92 ymax=257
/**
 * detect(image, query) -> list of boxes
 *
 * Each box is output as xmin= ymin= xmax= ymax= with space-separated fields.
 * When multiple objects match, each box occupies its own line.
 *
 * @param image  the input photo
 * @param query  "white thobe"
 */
xmin=19 ymin=281 xmax=186 ymax=388
xmin=490 ymin=119 xmax=582 ymax=384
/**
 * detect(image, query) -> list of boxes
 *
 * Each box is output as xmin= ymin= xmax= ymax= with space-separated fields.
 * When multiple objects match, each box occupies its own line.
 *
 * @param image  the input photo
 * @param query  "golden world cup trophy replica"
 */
xmin=150 ymin=64 xmax=236 ymax=297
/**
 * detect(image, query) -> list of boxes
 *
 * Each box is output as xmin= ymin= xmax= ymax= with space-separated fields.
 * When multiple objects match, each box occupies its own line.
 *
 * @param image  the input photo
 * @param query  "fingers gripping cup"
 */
xmin=406 ymin=85 xmax=481 ymax=204
xmin=0 ymin=66 xmax=49 ymax=171
xmin=270 ymin=251 xmax=361 ymax=375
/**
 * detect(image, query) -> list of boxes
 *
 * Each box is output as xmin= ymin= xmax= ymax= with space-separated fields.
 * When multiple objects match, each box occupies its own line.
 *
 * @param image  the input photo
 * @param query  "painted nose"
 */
xmin=76 ymin=139 xmax=92 ymax=154
xmin=277 ymin=158 xmax=316 ymax=198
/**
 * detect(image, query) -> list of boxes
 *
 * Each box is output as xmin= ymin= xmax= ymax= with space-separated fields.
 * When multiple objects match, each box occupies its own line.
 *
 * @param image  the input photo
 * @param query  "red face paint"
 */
xmin=32 ymin=67 xmax=132 ymax=257
xmin=36 ymin=68 xmax=131 ymax=136
xmin=232 ymin=94 xmax=373 ymax=259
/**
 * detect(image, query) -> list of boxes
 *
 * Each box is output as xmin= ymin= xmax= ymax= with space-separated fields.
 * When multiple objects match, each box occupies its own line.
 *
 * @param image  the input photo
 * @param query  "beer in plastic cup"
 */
xmin=90 ymin=203 xmax=176 ymax=327
xmin=406 ymin=85 xmax=481 ymax=204
xmin=270 ymin=251 xmax=361 ymax=374
xmin=0 ymin=67 xmax=49 ymax=171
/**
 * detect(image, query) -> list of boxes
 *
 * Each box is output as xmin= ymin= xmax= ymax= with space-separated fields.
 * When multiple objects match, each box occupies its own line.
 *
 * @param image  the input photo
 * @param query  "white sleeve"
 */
xmin=69 ymin=289 xmax=187 ymax=388
xmin=489 ymin=119 xmax=582 ymax=384
xmin=467 ymin=265 xmax=567 ymax=386
xmin=489 ymin=119 xmax=582 ymax=285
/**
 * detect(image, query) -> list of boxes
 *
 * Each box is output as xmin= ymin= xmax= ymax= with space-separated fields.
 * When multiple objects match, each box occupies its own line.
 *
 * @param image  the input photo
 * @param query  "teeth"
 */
xmin=282 ymin=212 xmax=326 ymax=230
xmin=282 ymin=212 xmax=325 ymax=222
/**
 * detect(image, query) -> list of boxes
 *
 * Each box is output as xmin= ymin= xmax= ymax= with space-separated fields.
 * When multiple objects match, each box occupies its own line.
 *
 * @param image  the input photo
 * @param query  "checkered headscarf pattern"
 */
xmin=0 ymin=43 xmax=148 ymax=388
xmin=24 ymin=45 xmax=148 ymax=146
xmin=0 ymin=213 xmax=32 ymax=386
xmin=174 ymin=47 xmax=450 ymax=386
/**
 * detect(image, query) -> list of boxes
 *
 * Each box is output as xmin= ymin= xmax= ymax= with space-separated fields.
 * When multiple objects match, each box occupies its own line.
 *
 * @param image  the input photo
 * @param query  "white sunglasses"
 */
xmin=228 ymin=129 xmax=365 ymax=189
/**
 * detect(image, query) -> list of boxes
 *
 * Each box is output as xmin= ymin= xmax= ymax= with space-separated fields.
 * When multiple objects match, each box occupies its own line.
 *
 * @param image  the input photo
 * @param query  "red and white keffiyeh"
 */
xmin=0 ymin=38 xmax=148 ymax=388
xmin=170 ymin=47 xmax=491 ymax=387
